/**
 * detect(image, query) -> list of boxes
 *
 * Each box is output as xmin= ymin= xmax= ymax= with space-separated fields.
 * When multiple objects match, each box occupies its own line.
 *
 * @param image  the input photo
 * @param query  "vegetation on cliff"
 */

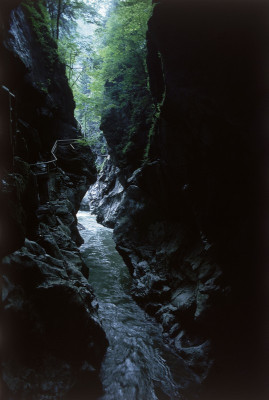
xmin=97 ymin=0 xmax=154 ymax=169
xmin=21 ymin=0 xmax=58 ymax=74
xmin=22 ymin=0 xmax=154 ymax=169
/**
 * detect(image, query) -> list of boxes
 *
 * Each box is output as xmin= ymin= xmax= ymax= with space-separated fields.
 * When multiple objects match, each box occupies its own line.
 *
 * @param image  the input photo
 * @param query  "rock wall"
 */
xmin=0 ymin=2 xmax=108 ymax=399
xmin=104 ymin=1 xmax=269 ymax=399
xmin=81 ymin=157 xmax=124 ymax=228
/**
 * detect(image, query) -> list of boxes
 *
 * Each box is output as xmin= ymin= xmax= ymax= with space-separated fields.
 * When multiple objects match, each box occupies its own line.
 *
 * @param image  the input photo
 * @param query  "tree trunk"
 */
xmin=56 ymin=0 xmax=62 ymax=40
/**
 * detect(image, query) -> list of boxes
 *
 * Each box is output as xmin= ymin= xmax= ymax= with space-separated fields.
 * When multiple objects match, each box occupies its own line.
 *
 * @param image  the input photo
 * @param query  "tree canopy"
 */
xmin=24 ymin=0 xmax=155 ymax=166
xmin=45 ymin=0 xmax=101 ymax=40
xmin=84 ymin=0 xmax=155 ymax=168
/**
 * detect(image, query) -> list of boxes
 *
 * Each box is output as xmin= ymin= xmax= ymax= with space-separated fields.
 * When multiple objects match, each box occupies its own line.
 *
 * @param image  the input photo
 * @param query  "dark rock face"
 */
xmin=0 ymin=0 xmax=80 ymax=256
xmin=81 ymin=157 xmax=124 ymax=228
xmin=110 ymin=1 xmax=269 ymax=399
xmin=2 ymin=238 xmax=105 ymax=398
xmin=0 ymin=1 xmax=78 ymax=177
xmin=0 ymin=2 xmax=108 ymax=399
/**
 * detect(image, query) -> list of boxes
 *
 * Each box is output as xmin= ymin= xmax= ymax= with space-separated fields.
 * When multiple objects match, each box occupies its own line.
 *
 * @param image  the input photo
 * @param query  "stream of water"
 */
xmin=77 ymin=211 xmax=195 ymax=400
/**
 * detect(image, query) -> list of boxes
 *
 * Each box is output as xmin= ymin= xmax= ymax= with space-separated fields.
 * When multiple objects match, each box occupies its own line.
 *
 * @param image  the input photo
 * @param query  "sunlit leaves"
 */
xmin=43 ymin=0 xmax=154 ymax=162
xmin=95 ymin=0 xmax=153 ymax=113
xmin=45 ymin=0 xmax=102 ymax=39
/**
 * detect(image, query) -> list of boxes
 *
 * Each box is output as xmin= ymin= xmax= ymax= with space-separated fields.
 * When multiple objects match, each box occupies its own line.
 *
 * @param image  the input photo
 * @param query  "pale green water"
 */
xmin=78 ymin=211 xmax=196 ymax=400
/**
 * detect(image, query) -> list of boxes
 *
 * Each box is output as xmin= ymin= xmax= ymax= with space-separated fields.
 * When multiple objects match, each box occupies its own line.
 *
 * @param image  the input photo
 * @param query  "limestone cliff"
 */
xmin=81 ymin=157 xmax=124 ymax=229
xmin=101 ymin=1 xmax=268 ymax=399
xmin=0 ymin=1 xmax=108 ymax=399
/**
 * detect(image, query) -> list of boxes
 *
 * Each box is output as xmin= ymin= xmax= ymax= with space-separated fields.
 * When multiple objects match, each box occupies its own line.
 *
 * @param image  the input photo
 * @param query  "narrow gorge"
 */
xmin=1 ymin=1 xmax=268 ymax=400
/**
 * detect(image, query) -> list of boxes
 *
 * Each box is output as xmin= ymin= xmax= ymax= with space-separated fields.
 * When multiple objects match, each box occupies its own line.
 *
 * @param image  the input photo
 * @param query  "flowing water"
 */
xmin=77 ymin=211 xmax=195 ymax=400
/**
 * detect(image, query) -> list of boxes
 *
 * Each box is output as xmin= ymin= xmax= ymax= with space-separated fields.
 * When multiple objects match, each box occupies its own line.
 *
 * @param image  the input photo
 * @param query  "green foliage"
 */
xmin=94 ymin=0 xmax=154 ymax=168
xmin=22 ymin=0 xmax=107 ymax=159
xmin=45 ymin=0 xmax=101 ymax=40
xmin=99 ymin=0 xmax=153 ymax=107
xmin=25 ymin=0 xmax=155 ymax=168
xmin=22 ymin=0 xmax=58 ymax=70
xmin=46 ymin=0 xmax=105 ymax=151
xmin=75 ymin=133 xmax=101 ymax=147
xmin=97 ymin=157 xmax=107 ymax=173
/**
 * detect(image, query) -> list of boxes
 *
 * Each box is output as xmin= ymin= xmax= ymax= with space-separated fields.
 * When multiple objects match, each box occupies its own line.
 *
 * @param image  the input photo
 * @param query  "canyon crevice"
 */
xmin=94 ymin=1 xmax=269 ymax=399
xmin=1 ymin=2 xmax=107 ymax=399
xmin=1 ymin=0 xmax=268 ymax=399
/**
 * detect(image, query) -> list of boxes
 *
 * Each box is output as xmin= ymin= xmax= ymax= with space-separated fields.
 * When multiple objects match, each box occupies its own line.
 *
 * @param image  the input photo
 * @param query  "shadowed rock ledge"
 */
xmin=0 ymin=2 xmax=108 ymax=399
xmin=99 ymin=1 xmax=269 ymax=399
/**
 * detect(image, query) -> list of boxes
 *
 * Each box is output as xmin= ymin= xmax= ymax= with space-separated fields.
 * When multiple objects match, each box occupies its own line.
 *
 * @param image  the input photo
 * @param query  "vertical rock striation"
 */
xmin=82 ymin=157 xmax=124 ymax=229
xmin=0 ymin=1 xmax=108 ymax=399
xmin=101 ymin=0 xmax=269 ymax=399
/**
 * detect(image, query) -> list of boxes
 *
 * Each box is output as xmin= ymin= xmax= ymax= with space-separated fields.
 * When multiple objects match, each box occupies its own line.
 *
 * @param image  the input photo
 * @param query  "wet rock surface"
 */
xmin=100 ymin=1 xmax=268 ymax=399
xmin=1 ymin=1 xmax=268 ymax=399
xmin=0 ymin=3 xmax=107 ymax=399
xmin=2 ymin=239 xmax=105 ymax=392
xmin=82 ymin=158 xmax=124 ymax=228
xmin=78 ymin=211 xmax=201 ymax=400
xmin=114 ymin=170 xmax=222 ymax=385
xmin=1 ymin=154 xmax=108 ymax=400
